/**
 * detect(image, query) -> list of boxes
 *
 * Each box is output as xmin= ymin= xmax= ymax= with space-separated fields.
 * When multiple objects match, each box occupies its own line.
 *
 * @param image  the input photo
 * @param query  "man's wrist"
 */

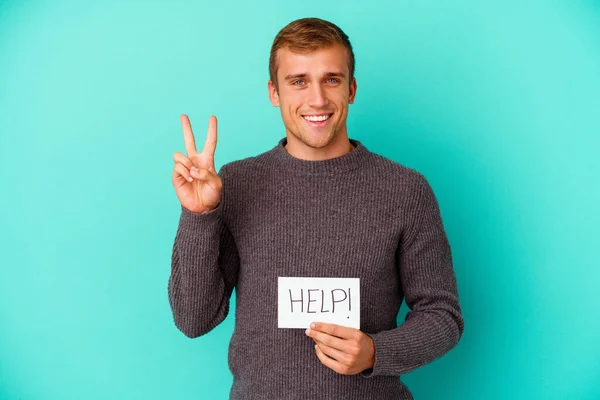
xmin=199 ymin=203 xmax=219 ymax=214
xmin=182 ymin=202 xmax=220 ymax=215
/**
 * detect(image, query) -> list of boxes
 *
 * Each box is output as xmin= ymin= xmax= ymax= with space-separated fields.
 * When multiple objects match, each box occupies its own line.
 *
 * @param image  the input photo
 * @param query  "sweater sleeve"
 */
xmin=167 ymin=165 xmax=240 ymax=338
xmin=361 ymin=172 xmax=464 ymax=377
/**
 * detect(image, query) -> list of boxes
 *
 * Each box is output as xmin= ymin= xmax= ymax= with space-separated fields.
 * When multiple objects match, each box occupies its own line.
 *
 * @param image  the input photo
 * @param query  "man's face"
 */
xmin=268 ymin=44 xmax=357 ymax=150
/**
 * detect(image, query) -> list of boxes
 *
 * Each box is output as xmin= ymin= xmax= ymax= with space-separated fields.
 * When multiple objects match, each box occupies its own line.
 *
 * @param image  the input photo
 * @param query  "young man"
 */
xmin=169 ymin=17 xmax=464 ymax=400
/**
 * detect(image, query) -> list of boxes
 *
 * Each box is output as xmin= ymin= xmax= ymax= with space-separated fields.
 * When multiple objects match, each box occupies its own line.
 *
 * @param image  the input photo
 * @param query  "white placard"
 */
xmin=277 ymin=277 xmax=360 ymax=329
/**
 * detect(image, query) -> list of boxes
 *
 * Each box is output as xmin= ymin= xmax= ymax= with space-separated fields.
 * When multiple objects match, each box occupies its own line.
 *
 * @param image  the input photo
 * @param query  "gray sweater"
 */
xmin=168 ymin=137 xmax=464 ymax=400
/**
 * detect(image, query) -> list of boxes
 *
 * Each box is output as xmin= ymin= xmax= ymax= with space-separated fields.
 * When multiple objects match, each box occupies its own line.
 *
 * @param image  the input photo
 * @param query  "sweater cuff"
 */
xmin=360 ymin=331 xmax=398 ymax=378
xmin=360 ymin=332 xmax=378 ymax=378
xmin=359 ymin=329 xmax=420 ymax=378
xmin=178 ymin=203 xmax=222 ymax=235
xmin=359 ymin=319 xmax=460 ymax=378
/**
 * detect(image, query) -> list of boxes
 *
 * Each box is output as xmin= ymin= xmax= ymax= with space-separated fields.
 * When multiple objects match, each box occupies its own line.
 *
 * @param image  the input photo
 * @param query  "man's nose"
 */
xmin=307 ymin=84 xmax=328 ymax=108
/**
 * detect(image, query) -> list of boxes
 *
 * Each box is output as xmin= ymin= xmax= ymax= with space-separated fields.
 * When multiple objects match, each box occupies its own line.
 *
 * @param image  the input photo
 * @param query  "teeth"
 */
xmin=303 ymin=114 xmax=330 ymax=122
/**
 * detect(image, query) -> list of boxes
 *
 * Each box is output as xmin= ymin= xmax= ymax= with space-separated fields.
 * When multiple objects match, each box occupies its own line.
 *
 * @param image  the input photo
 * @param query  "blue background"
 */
xmin=1 ymin=1 xmax=599 ymax=399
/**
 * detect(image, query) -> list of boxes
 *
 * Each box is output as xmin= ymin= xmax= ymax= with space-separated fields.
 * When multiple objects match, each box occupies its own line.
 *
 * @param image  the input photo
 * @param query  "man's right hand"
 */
xmin=172 ymin=114 xmax=223 ymax=214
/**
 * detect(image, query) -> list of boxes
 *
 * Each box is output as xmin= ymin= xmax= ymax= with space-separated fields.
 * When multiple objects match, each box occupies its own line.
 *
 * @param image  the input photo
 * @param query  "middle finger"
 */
xmin=314 ymin=339 xmax=352 ymax=366
xmin=308 ymin=330 xmax=347 ymax=353
xmin=180 ymin=114 xmax=198 ymax=156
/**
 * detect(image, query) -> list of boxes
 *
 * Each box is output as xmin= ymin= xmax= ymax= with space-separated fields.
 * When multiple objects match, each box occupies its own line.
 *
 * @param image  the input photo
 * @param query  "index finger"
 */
xmin=202 ymin=115 xmax=218 ymax=157
xmin=180 ymin=114 xmax=197 ymax=156
xmin=309 ymin=322 xmax=358 ymax=339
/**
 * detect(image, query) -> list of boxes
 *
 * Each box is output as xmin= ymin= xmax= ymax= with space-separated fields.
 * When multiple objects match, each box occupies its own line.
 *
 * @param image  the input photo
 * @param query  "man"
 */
xmin=169 ymin=17 xmax=464 ymax=400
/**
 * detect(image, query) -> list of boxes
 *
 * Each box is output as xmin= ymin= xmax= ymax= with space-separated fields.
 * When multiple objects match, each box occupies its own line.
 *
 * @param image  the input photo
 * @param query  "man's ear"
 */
xmin=268 ymin=80 xmax=280 ymax=107
xmin=348 ymin=77 xmax=357 ymax=104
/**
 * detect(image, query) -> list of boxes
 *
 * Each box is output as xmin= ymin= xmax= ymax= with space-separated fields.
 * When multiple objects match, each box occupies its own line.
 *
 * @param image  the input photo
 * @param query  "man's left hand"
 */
xmin=305 ymin=322 xmax=375 ymax=375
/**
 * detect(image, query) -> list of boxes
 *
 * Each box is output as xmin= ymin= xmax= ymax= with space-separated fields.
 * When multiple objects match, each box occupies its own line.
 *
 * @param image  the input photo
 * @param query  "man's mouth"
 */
xmin=302 ymin=113 xmax=333 ymax=127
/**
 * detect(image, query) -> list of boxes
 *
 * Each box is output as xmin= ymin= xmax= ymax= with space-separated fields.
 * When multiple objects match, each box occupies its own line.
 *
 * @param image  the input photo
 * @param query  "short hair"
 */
xmin=269 ymin=17 xmax=355 ymax=91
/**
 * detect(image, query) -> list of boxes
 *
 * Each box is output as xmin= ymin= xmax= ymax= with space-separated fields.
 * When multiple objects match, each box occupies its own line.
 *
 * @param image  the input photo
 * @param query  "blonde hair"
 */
xmin=269 ymin=17 xmax=355 ymax=90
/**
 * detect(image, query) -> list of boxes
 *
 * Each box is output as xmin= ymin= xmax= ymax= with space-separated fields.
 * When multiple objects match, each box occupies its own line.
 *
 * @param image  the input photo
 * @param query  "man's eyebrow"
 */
xmin=284 ymin=73 xmax=307 ymax=80
xmin=284 ymin=72 xmax=347 ymax=80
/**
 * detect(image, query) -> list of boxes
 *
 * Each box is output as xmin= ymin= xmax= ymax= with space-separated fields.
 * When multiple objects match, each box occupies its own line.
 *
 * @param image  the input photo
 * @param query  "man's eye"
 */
xmin=327 ymin=78 xmax=339 ymax=83
xmin=292 ymin=80 xmax=305 ymax=86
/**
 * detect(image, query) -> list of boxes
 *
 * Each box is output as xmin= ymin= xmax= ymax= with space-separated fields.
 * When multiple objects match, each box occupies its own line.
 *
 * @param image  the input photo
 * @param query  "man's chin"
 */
xmin=305 ymin=137 xmax=333 ymax=149
xmin=301 ymin=132 xmax=336 ymax=149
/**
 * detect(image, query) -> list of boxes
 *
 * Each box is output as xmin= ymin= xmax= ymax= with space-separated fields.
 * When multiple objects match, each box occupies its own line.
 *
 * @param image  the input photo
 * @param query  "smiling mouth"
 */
xmin=302 ymin=113 xmax=333 ymax=124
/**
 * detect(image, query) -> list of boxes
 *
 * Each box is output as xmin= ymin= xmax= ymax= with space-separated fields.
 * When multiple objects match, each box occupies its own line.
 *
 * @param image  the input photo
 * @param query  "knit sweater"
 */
xmin=168 ymin=137 xmax=464 ymax=400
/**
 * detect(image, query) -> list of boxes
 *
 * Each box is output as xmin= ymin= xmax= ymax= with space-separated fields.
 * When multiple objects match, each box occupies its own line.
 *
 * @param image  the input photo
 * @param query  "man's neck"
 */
xmin=284 ymin=133 xmax=355 ymax=161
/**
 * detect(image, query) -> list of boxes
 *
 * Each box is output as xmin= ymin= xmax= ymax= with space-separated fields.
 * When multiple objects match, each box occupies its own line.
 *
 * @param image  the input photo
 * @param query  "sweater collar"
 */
xmin=269 ymin=136 xmax=370 ymax=175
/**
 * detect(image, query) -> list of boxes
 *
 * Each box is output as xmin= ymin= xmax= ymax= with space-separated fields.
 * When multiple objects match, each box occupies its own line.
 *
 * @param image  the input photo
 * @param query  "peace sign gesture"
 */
xmin=171 ymin=114 xmax=223 ymax=214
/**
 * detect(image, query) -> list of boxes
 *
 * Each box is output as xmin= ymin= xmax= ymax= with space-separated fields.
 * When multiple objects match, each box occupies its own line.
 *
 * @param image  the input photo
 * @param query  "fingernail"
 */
xmin=187 ymin=177 xmax=193 ymax=182
xmin=305 ymin=328 xmax=311 ymax=335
